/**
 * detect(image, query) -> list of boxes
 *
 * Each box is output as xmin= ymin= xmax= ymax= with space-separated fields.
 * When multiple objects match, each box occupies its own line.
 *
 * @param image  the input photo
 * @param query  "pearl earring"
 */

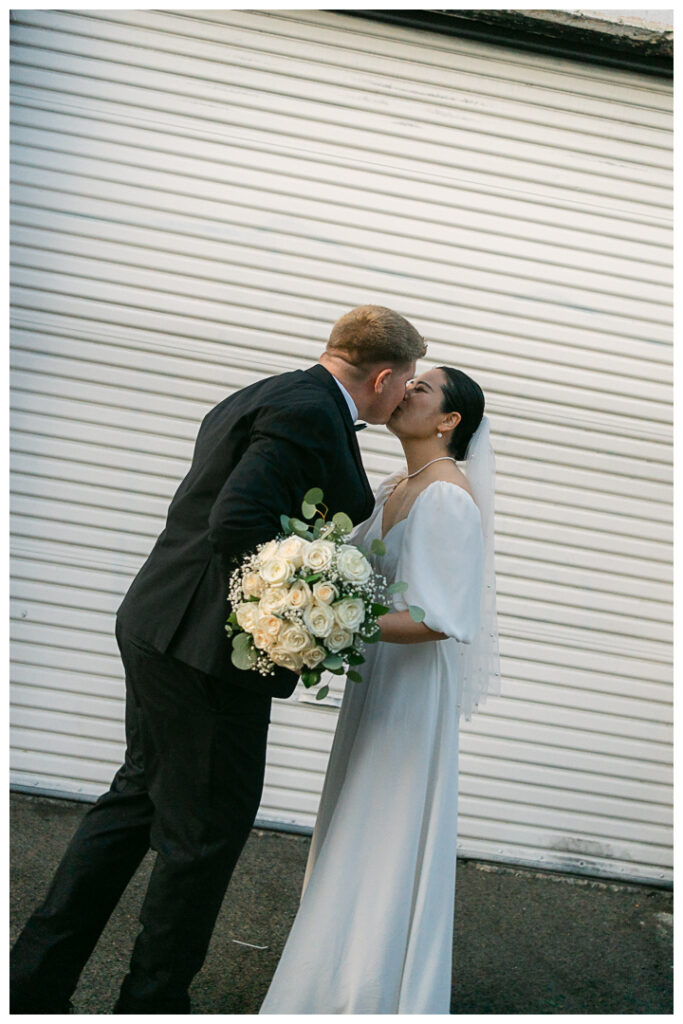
xmin=437 ymin=431 xmax=443 ymax=438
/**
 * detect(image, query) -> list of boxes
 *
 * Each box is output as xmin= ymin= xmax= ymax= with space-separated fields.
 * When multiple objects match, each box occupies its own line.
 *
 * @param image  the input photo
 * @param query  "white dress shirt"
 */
xmin=331 ymin=374 xmax=359 ymax=423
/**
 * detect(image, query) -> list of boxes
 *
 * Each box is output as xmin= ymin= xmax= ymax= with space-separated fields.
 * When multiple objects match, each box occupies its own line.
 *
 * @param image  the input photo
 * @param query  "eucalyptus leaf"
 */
xmin=280 ymin=514 xmax=291 ymax=534
xmin=312 ymin=518 xmax=325 ymax=539
xmin=315 ymin=685 xmax=330 ymax=701
xmin=408 ymin=604 xmax=426 ymax=623
xmin=322 ymin=653 xmax=343 ymax=670
xmin=231 ymin=645 xmax=257 ymax=671
xmin=348 ymin=670 xmax=363 ymax=683
xmin=233 ymin=632 xmax=253 ymax=650
xmin=291 ymin=519 xmax=313 ymax=539
xmin=332 ymin=511 xmax=354 ymax=534
xmin=371 ymin=538 xmax=386 ymax=556
xmin=387 ymin=580 xmax=409 ymax=595
xmin=301 ymin=501 xmax=317 ymax=520
xmin=304 ymin=487 xmax=324 ymax=506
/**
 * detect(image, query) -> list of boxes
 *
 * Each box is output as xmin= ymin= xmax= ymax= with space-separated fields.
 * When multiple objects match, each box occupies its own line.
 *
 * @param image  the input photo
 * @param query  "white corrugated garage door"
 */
xmin=10 ymin=9 xmax=672 ymax=885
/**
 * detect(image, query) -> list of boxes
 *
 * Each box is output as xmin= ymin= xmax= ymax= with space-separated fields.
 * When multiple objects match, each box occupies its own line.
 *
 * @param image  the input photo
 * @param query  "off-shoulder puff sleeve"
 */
xmin=392 ymin=481 xmax=484 ymax=643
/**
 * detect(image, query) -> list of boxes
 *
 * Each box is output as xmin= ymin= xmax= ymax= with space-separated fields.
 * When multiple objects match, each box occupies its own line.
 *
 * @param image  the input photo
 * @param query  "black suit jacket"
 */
xmin=116 ymin=364 xmax=376 ymax=697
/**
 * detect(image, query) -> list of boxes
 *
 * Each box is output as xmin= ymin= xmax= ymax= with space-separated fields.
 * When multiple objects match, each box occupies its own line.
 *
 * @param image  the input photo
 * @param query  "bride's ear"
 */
xmin=439 ymin=411 xmax=461 ymax=434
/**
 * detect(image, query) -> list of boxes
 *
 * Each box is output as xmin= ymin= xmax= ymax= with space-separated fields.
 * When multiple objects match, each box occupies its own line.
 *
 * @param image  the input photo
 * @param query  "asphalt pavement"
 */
xmin=10 ymin=792 xmax=673 ymax=1014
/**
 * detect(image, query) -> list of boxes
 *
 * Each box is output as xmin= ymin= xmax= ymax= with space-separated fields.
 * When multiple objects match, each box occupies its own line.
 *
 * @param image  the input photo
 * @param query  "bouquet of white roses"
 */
xmin=225 ymin=487 xmax=423 ymax=700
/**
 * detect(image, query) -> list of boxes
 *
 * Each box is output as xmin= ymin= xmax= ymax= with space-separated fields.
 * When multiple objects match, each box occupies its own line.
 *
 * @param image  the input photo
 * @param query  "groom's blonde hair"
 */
xmin=326 ymin=306 xmax=426 ymax=371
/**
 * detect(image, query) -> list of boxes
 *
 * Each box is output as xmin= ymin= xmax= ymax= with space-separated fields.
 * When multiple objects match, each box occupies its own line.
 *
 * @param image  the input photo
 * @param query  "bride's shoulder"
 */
xmin=374 ymin=466 xmax=408 ymax=501
xmin=424 ymin=464 xmax=476 ymax=506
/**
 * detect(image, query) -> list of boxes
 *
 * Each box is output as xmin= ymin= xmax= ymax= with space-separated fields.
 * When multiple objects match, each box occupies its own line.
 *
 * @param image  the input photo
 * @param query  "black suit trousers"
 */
xmin=10 ymin=623 xmax=272 ymax=1014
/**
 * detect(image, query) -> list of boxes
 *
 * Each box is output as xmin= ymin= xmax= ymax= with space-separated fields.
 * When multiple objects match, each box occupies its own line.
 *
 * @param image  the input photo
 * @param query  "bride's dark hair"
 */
xmin=437 ymin=367 xmax=485 ymax=461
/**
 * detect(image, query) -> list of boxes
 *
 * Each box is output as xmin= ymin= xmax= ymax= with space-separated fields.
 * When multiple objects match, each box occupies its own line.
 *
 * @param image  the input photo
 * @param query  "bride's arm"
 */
xmin=377 ymin=484 xmax=483 ymax=647
xmin=376 ymin=610 xmax=448 ymax=645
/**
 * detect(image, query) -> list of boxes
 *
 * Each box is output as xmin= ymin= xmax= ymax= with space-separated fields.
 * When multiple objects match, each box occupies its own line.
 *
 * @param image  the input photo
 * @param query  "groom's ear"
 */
xmin=373 ymin=367 xmax=393 ymax=392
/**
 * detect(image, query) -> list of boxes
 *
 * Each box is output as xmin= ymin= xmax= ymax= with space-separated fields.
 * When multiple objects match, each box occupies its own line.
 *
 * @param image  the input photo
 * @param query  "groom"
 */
xmin=10 ymin=305 xmax=426 ymax=1014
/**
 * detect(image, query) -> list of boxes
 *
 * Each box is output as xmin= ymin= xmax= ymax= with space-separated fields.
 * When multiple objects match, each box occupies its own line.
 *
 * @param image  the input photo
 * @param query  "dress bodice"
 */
xmin=349 ymin=470 xmax=407 ymax=583
xmin=371 ymin=506 xmax=406 ymax=574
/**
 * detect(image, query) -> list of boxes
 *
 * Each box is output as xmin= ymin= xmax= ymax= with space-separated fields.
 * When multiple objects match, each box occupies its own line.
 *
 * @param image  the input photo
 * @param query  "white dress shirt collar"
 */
xmin=331 ymin=374 xmax=359 ymax=424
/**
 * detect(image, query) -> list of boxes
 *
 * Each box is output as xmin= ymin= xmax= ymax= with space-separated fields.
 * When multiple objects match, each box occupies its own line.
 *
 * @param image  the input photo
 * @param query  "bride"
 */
xmin=260 ymin=365 xmax=500 ymax=1014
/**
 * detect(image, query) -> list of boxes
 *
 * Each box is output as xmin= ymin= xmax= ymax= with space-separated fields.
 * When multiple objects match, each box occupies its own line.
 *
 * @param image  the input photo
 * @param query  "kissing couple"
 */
xmin=11 ymin=305 xmax=500 ymax=1014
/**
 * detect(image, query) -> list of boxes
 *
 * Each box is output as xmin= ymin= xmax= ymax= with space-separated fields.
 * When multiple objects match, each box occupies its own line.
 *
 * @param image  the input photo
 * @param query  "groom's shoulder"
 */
xmin=204 ymin=367 xmax=336 ymax=423
xmin=204 ymin=367 xmax=301 ymax=415
xmin=243 ymin=366 xmax=339 ymax=410
xmin=250 ymin=370 xmax=343 ymax=439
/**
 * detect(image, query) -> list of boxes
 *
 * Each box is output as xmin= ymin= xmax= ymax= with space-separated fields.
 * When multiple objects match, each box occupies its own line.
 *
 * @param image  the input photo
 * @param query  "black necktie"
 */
xmin=354 ymin=422 xmax=368 ymax=431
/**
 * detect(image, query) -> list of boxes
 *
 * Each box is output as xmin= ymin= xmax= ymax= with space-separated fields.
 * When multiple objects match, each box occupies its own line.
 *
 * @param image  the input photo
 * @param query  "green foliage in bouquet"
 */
xmin=224 ymin=487 xmax=424 ymax=700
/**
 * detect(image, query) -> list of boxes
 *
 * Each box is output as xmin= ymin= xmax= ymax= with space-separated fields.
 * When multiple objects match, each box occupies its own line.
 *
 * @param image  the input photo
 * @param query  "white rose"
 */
xmin=312 ymin=580 xmax=339 ymax=605
xmin=277 ymin=535 xmax=310 ymax=568
xmin=302 ymin=645 xmax=327 ymax=669
xmin=302 ymin=601 xmax=336 ymax=639
xmin=337 ymin=545 xmax=372 ymax=585
xmin=269 ymin=645 xmax=304 ymax=672
xmin=287 ymin=579 xmax=313 ymax=612
xmin=279 ymin=622 xmax=315 ymax=655
xmin=255 ymin=539 xmax=279 ymax=566
xmin=235 ymin=602 xmax=260 ymax=633
xmin=260 ymin=556 xmax=295 ymax=587
xmin=302 ymin=540 xmax=336 ymax=573
xmin=259 ymin=587 xmax=290 ymax=615
xmin=255 ymin=612 xmax=283 ymax=643
xmin=326 ymin=625 xmax=354 ymax=654
xmin=242 ymin=571 xmax=265 ymax=598
xmin=252 ymin=626 xmax=274 ymax=650
xmin=332 ymin=597 xmax=366 ymax=632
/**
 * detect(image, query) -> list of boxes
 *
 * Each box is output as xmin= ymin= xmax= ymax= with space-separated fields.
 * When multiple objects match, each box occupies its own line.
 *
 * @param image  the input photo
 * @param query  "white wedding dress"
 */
xmin=260 ymin=468 xmax=484 ymax=1014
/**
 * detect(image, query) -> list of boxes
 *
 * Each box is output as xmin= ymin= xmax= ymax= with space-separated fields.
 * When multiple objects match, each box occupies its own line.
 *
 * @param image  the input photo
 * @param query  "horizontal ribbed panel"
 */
xmin=10 ymin=8 xmax=672 ymax=885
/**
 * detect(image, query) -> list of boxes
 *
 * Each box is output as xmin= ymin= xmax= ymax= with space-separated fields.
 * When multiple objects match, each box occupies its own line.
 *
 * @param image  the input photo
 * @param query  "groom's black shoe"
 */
xmin=113 ymin=976 xmax=191 ymax=1015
